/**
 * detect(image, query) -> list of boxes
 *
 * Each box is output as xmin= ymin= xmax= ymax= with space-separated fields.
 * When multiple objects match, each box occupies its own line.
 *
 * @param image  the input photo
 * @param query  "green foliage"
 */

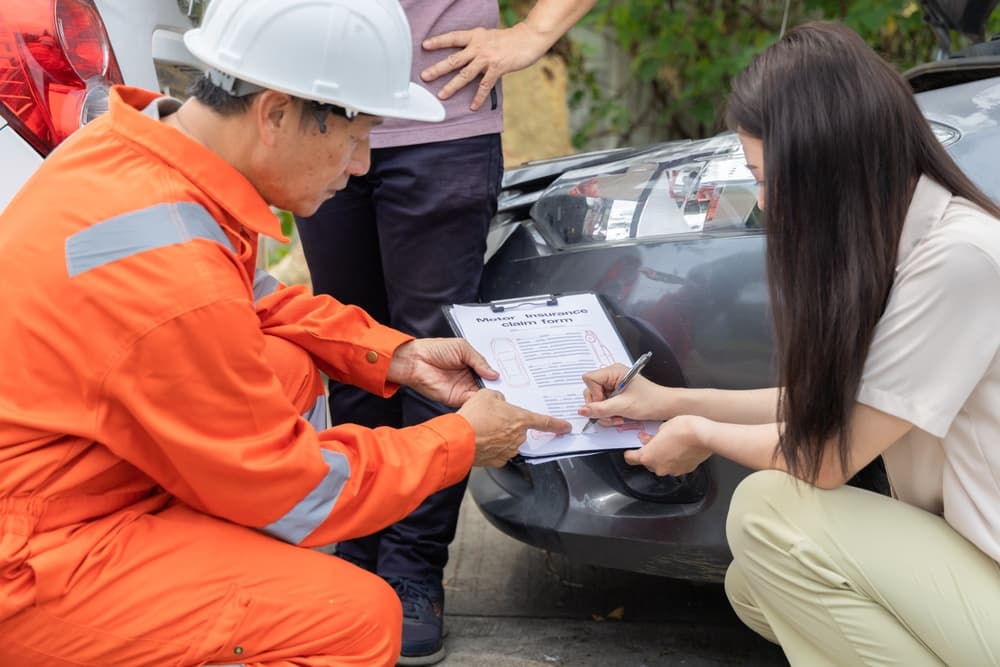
xmin=499 ymin=1 xmax=1000 ymax=146
xmin=266 ymin=209 xmax=296 ymax=265
xmin=276 ymin=209 xmax=295 ymax=238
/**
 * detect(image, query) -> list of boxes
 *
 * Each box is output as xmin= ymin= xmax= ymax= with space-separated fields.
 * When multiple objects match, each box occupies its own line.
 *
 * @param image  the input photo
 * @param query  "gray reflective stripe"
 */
xmin=65 ymin=202 xmax=234 ymax=277
xmin=253 ymin=268 xmax=280 ymax=304
xmin=263 ymin=449 xmax=350 ymax=544
xmin=303 ymin=394 xmax=329 ymax=431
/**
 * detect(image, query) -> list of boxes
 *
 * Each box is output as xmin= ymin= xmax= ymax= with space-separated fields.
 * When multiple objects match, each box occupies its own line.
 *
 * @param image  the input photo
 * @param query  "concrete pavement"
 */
xmin=438 ymin=492 xmax=788 ymax=666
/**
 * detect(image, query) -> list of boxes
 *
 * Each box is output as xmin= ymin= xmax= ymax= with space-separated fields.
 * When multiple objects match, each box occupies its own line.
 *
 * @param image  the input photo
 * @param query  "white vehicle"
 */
xmin=0 ymin=0 xmax=204 ymax=212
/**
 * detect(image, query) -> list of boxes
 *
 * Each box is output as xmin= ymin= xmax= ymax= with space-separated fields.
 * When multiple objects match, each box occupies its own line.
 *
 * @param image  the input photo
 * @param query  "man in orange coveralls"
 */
xmin=0 ymin=0 xmax=571 ymax=665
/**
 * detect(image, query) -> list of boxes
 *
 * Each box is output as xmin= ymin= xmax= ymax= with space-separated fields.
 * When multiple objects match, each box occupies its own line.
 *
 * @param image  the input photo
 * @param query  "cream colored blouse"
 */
xmin=858 ymin=175 xmax=1000 ymax=563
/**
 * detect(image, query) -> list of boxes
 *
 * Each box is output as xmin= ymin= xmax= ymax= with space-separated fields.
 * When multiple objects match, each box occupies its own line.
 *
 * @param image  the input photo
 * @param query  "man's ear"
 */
xmin=254 ymin=90 xmax=295 ymax=147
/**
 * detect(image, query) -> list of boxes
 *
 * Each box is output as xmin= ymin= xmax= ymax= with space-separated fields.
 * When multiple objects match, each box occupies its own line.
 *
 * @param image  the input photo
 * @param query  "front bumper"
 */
xmin=469 ymin=452 xmax=753 ymax=582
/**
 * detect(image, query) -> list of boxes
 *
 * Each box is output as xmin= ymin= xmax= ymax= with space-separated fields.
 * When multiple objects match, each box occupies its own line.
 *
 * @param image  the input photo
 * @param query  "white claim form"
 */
xmin=444 ymin=292 xmax=660 ymax=462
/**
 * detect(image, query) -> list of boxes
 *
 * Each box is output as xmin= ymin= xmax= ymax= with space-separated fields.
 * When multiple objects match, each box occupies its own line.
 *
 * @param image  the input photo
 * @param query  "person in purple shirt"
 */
xmin=295 ymin=0 xmax=595 ymax=664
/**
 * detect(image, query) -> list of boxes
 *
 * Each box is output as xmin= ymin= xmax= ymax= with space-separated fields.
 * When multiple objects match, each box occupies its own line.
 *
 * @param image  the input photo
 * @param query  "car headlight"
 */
xmin=529 ymin=133 xmax=761 ymax=250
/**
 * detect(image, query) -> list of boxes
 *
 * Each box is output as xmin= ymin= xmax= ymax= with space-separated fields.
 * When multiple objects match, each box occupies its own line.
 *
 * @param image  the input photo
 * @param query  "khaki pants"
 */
xmin=725 ymin=470 xmax=1000 ymax=666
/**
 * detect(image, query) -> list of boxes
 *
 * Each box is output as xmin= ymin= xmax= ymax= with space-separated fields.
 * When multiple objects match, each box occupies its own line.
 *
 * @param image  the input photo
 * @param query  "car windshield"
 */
xmin=530 ymin=134 xmax=762 ymax=249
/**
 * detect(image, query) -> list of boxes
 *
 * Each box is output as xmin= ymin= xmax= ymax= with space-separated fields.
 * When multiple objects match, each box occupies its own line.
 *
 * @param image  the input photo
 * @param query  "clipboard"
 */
xmin=443 ymin=291 xmax=628 ymax=347
xmin=442 ymin=292 xmax=657 ymax=460
xmin=442 ymin=292 xmax=632 ymax=385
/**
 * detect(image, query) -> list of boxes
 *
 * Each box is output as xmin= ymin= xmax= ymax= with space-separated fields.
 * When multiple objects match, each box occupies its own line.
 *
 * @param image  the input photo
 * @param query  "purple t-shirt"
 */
xmin=372 ymin=0 xmax=504 ymax=149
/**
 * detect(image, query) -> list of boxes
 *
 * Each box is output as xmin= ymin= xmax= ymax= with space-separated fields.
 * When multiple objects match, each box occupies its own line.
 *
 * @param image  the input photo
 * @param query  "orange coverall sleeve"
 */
xmin=97 ymin=297 xmax=475 ymax=547
xmin=253 ymin=277 xmax=412 ymax=398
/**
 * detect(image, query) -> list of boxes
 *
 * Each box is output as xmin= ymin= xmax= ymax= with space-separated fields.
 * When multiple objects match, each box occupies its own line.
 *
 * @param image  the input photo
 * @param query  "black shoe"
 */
xmin=388 ymin=576 xmax=446 ymax=666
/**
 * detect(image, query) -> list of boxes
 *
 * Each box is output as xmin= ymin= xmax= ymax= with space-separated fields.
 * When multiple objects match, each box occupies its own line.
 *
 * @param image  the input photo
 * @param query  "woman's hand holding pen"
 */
xmin=579 ymin=363 xmax=667 ymax=423
xmin=580 ymin=363 xmax=714 ymax=476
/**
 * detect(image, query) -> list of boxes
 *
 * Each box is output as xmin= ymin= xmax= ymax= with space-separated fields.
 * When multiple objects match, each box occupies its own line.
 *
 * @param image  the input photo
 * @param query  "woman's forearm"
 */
xmin=697 ymin=418 xmax=784 ymax=472
xmin=695 ymin=400 xmax=911 ymax=489
xmin=669 ymin=387 xmax=779 ymax=425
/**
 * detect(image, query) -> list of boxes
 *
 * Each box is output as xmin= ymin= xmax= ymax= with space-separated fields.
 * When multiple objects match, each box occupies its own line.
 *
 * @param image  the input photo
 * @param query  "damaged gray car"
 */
xmin=471 ymin=0 xmax=1000 ymax=582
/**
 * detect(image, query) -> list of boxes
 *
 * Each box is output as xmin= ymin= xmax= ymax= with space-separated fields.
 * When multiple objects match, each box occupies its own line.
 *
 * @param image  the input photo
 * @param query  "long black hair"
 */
xmin=726 ymin=22 xmax=1000 ymax=483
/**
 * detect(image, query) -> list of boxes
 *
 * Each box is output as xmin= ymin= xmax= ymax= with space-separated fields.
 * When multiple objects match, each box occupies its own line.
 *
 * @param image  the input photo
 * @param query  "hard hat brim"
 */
xmin=391 ymin=83 xmax=446 ymax=123
xmin=184 ymin=29 xmax=446 ymax=123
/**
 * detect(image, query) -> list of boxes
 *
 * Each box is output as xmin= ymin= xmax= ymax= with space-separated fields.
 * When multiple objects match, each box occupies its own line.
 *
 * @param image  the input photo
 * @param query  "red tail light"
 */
xmin=0 ymin=0 xmax=123 ymax=156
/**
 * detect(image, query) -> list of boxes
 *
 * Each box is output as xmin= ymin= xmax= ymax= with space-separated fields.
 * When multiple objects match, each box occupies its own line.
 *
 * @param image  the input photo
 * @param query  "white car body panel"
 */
xmin=0 ymin=124 xmax=45 ymax=214
xmin=94 ymin=0 xmax=200 ymax=90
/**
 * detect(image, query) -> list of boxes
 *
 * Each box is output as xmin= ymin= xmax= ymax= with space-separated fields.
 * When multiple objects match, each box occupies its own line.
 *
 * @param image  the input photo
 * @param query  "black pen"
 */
xmin=581 ymin=351 xmax=653 ymax=433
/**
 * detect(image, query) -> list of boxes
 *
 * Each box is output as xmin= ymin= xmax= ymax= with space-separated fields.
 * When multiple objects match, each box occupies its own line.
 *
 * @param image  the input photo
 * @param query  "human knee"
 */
xmin=353 ymin=571 xmax=403 ymax=662
xmin=367 ymin=572 xmax=403 ymax=629
xmin=724 ymin=561 xmax=779 ymax=644
xmin=724 ymin=559 xmax=748 ymax=602
xmin=726 ymin=469 xmax=800 ymax=557
xmin=310 ymin=570 xmax=402 ymax=665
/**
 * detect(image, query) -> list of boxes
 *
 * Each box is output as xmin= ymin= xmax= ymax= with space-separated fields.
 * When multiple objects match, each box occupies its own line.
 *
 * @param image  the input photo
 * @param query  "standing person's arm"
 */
xmin=420 ymin=0 xmax=599 ymax=110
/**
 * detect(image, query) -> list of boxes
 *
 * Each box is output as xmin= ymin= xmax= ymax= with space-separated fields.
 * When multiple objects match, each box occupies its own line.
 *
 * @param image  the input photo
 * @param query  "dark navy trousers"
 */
xmin=296 ymin=133 xmax=503 ymax=580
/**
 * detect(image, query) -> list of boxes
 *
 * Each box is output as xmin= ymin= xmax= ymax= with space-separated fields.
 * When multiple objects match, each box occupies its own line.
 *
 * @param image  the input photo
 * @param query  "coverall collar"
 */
xmin=108 ymin=86 xmax=288 ymax=243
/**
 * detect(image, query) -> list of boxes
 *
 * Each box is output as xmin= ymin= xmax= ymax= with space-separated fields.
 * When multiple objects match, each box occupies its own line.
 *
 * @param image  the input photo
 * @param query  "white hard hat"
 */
xmin=183 ymin=0 xmax=445 ymax=122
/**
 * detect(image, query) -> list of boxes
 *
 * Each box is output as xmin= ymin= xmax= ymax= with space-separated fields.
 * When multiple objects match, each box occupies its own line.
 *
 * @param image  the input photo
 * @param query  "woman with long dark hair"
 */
xmin=581 ymin=22 xmax=1000 ymax=665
